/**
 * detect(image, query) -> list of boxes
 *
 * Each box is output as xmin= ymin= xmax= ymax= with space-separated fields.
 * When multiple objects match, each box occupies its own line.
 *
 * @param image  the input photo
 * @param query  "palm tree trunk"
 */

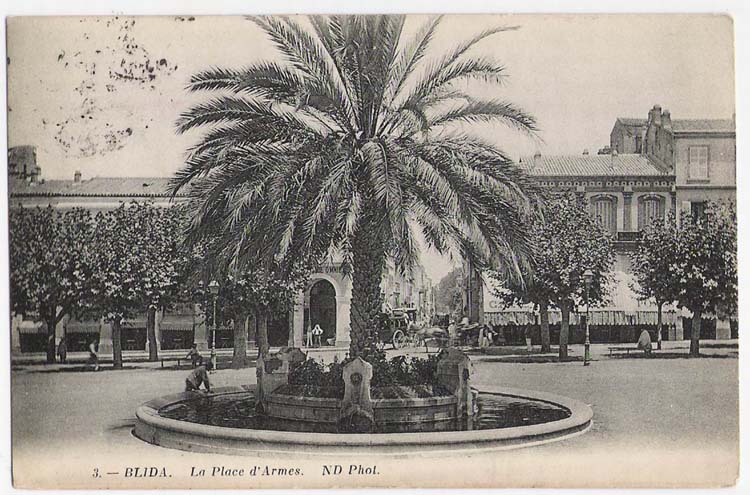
xmin=690 ymin=309 xmax=702 ymax=357
xmin=146 ymin=305 xmax=159 ymax=362
xmin=559 ymin=300 xmax=570 ymax=360
xmin=232 ymin=311 xmax=248 ymax=369
xmin=349 ymin=227 xmax=385 ymax=356
xmin=539 ymin=299 xmax=551 ymax=353
xmin=112 ymin=317 xmax=123 ymax=369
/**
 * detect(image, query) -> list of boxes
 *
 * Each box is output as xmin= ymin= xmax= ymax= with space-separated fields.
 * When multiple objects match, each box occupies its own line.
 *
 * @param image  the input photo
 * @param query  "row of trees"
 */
xmin=10 ymin=203 xmax=307 ymax=367
xmin=631 ymin=201 xmax=737 ymax=356
xmin=491 ymin=192 xmax=615 ymax=359
xmin=491 ymin=192 xmax=737 ymax=359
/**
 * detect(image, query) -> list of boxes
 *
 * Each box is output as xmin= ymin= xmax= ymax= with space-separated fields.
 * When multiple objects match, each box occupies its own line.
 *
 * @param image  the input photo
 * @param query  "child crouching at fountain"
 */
xmin=185 ymin=362 xmax=213 ymax=393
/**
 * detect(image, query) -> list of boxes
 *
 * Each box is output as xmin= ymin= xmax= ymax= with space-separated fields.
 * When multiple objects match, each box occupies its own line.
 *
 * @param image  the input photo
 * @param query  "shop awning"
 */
xmin=66 ymin=321 xmax=101 ymax=333
xmin=18 ymin=321 xmax=45 ymax=334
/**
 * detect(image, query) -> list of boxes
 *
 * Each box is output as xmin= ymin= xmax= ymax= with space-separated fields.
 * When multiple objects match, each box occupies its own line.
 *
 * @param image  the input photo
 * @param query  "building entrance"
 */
xmin=308 ymin=279 xmax=337 ymax=345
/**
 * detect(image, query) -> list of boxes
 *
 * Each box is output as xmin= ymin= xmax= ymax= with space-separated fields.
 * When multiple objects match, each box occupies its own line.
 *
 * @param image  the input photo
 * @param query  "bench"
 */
xmin=160 ymin=358 xmax=184 ymax=368
xmin=608 ymin=346 xmax=651 ymax=357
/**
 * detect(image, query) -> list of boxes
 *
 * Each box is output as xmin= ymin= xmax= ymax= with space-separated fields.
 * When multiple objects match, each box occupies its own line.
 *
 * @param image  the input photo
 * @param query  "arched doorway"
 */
xmin=308 ymin=279 xmax=337 ymax=345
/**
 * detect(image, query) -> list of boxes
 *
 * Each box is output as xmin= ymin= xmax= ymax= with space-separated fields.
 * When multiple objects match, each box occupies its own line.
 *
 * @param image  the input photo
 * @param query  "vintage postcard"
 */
xmin=6 ymin=12 xmax=739 ymax=490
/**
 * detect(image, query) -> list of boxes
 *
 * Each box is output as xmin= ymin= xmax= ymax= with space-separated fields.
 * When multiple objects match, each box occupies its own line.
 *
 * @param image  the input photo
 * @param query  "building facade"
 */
xmin=9 ymin=153 xmax=433 ymax=353
xmin=482 ymin=105 xmax=736 ymax=341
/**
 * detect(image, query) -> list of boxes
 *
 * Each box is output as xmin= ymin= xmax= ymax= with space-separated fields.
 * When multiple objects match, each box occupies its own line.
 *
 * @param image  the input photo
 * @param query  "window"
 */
xmin=688 ymin=145 xmax=709 ymax=180
xmin=638 ymin=196 xmax=665 ymax=230
xmin=590 ymin=196 xmax=617 ymax=234
xmin=691 ymin=201 xmax=707 ymax=221
xmin=635 ymin=135 xmax=642 ymax=153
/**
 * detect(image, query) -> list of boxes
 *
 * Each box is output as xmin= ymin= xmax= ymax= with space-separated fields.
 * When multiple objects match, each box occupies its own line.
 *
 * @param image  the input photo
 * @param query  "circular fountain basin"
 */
xmin=134 ymin=385 xmax=593 ymax=455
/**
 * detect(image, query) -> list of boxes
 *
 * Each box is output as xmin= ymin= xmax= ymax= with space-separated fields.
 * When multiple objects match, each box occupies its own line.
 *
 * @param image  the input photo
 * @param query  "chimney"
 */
xmin=74 ymin=170 xmax=82 ymax=183
xmin=661 ymin=109 xmax=672 ymax=131
xmin=649 ymin=104 xmax=662 ymax=126
xmin=582 ymin=149 xmax=589 ymax=155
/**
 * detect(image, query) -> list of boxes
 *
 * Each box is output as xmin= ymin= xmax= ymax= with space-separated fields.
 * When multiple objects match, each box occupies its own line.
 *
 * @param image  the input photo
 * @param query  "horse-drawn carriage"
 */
xmin=373 ymin=308 xmax=451 ymax=351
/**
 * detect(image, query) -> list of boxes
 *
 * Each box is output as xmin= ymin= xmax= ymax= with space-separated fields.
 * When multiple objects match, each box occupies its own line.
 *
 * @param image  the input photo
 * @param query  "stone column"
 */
xmin=335 ymin=295 xmax=351 ymax=347
xmin=11 ymin=313 xmax=22 ymax=356
xmin=98 ymin=318 xmax=114 ymax=355
xmin=675 ymin=315 xmax=684 ymax=341
xmin=193 ymin=303 xmax=209 ymax=353
xmin=292 ymin=292 xmax=305 ymax=348
xmin=622 ymin=189 xmax=633 ymax=232
xmin=716 ymin=319 xmax=731 ymax=340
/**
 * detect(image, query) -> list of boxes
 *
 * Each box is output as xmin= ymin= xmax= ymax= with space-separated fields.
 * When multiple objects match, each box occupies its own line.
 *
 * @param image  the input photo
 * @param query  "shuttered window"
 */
xmin=688 ymin=146 xmax=709 ymax=180
xmin=638 ymin=196 xmax=665 ymax=230
xmin=591 ymin=196 xmax=617 ymax=234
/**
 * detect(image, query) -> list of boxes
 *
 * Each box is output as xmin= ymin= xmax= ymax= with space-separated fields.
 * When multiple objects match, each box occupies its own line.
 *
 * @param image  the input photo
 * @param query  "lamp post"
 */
xmin=583 ymin=270 xmax=594 ymax=366
xmin=208 ymin=279 xmax=219 ymax=371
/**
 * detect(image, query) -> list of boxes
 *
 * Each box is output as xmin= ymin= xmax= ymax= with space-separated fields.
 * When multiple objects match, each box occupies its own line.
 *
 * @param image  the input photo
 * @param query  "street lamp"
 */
xmin=583 ymin=270 xmax=594 ymax=366
xmin=208 ymin=279 xmax=220 ymax=371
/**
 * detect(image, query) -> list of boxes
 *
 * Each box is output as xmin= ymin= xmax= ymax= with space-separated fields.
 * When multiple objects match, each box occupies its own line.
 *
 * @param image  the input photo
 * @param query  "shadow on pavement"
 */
xmin=608 ymin=352 xmax=737 ymax=360
xmin=481 ymin=355 xmax=584 ymax=364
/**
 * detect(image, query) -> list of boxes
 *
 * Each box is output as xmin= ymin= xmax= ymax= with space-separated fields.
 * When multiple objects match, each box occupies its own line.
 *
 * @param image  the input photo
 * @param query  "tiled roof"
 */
xmin=616 ymin=117 xmax=734 ymax=133
xmin=520 ymin=154 xmax=671 ymax=177
xmin=616 ymin=118 xmax=647 ymax=127
xmin=9 ymin=177 xmax=184 ymax=197
xmin=672 ymin=119 xmax=735 ymax=133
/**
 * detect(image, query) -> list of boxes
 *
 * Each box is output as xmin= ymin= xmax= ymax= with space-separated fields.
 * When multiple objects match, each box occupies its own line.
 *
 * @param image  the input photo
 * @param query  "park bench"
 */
xmin=160 ymin=358 xmax=185 ymax=368
xmin=607 ymin=346 xmax=652 ymax=357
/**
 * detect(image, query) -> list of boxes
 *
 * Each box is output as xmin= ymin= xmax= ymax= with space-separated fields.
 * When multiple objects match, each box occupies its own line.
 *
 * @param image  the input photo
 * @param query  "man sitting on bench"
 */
xmin=185 ymin=343 xmax=204 ymax=367
xmin=185 ymin=362 xmax=212 ymax=393
xmin=637 ymin=329 xmax=653 ymax=356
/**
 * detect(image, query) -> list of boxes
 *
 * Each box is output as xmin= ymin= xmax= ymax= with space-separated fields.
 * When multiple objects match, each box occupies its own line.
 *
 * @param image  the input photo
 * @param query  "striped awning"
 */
xmin=159 ymin=316 xmax=194 ymax=332
xmin=485 ymin=309 xmax=680 ymax=326
xmin=66 ymin=321 xmax=101 ymax=333
xmin=18 ymin=321 xmax=45 ymax=334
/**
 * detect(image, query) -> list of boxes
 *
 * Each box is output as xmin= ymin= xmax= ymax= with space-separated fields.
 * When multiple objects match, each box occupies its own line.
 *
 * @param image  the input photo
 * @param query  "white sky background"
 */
xmin=6 ymin=14 xmax=736 ymax=283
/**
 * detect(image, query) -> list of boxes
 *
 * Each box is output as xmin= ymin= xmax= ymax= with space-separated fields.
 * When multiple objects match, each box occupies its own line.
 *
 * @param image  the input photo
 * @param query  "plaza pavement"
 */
xmin=10 ymin=341 xmax=738 ymax=489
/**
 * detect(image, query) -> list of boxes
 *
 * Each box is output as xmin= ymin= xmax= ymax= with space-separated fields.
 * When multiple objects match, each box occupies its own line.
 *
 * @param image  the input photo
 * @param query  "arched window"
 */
xmin=590 ymin=195 xmax=618 ymax=234
xmin=638 ymin=195 xmax=665 ymax=230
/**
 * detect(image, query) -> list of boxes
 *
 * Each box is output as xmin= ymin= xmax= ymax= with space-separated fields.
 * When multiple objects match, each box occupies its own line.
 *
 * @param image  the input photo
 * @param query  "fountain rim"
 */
xmin=135 ymin=384 xmax=593 ymax=451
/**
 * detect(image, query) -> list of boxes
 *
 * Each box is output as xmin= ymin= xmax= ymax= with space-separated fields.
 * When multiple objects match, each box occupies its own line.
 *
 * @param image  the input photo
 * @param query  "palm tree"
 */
xmin=171 ymin=15 xmax=542 ymax=356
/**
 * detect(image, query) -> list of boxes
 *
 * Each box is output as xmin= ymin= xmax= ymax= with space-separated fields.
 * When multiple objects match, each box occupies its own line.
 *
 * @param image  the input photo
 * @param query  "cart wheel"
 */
xmin=392 ymin=330 xmax=406 ymax=349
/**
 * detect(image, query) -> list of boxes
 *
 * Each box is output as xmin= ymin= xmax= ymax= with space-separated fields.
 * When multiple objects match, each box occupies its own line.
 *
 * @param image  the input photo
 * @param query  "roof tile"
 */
xmin=520 ymin=154 xmax=670 ymax=177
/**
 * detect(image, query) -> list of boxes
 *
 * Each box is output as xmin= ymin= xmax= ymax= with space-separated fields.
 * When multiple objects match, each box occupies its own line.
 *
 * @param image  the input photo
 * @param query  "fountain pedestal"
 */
xmin=437 ymin=348 xmax=475 ymax=417
xmin=338 ymin=357 xmax=374 ymax=433
xmin=256 ymin=347 xmax=306 ymax=411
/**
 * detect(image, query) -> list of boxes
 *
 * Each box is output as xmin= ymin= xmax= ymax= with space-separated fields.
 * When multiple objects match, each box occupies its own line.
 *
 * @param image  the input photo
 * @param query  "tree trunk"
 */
xmin=349 ymin=222 xmax=385 ymax=356
xmin=232 ymin=312 xmax=248 ymax=369
xmin=559 ymin=300 xmax=570 ymax=360
xmin=256 ymin=307 xmax=270 ymax=359
xmin=111 ymin=317 xmax=123 ymax=370
xmin=247 ymin=312 xmax=257 ymax=349
xmin=690 ymin=309 xmax=702 ymax=357
xmin=45 ymin=313 xmax=57 ymax=364
xmin=146 ymin=305 xmax=159 ymax=362
xmin=539 ymin=299 xmax=551 ymax=353
xmin=656 ymin=301 xmax=663 ymax=351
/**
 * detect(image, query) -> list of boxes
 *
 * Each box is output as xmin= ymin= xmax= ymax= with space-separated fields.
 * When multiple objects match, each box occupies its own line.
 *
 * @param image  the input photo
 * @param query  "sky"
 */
xmin=6 ymin=14 xmax=736 ymax=283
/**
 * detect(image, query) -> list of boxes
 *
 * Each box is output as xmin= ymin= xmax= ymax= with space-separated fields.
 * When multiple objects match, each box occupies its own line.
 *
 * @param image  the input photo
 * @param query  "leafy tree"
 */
xmin=672 ymin=201 xmax=736 ymax=356
xmin=196 ymin=264 xmax=308 ymax=368
xmin=630 ymin=213 xmax=681 ymax=350
xmin=498 ymin=192 xmax=614 ymax=359
xmin=89 ymin=202 xmax=188 ymax=368
xmin=170 ymin=15 xmax=541 ymax=356
xmin=9 ymin=207 xmax=97 ymax=363
xmin=433 ymin=267 xmax=465 ymax=318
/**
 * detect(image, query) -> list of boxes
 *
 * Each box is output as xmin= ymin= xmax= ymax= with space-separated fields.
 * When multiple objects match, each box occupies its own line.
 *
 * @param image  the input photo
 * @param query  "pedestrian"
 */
xmin=185 ymin=343 xmax=204 ymax=367
xmin=57 ymin=337 xmax=68 ymax=364
xmin=637 ymin=329 xmax=653 ymax=356
xmin=312 ymin=324 xmax=323 ymax=347
xmin=185 ymin=362 xmax=212 ymax=393
xmin=305 ymin=328 xmax=313 ymax=348
xmin=88 ymin=338 xmax=100 ymax=371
